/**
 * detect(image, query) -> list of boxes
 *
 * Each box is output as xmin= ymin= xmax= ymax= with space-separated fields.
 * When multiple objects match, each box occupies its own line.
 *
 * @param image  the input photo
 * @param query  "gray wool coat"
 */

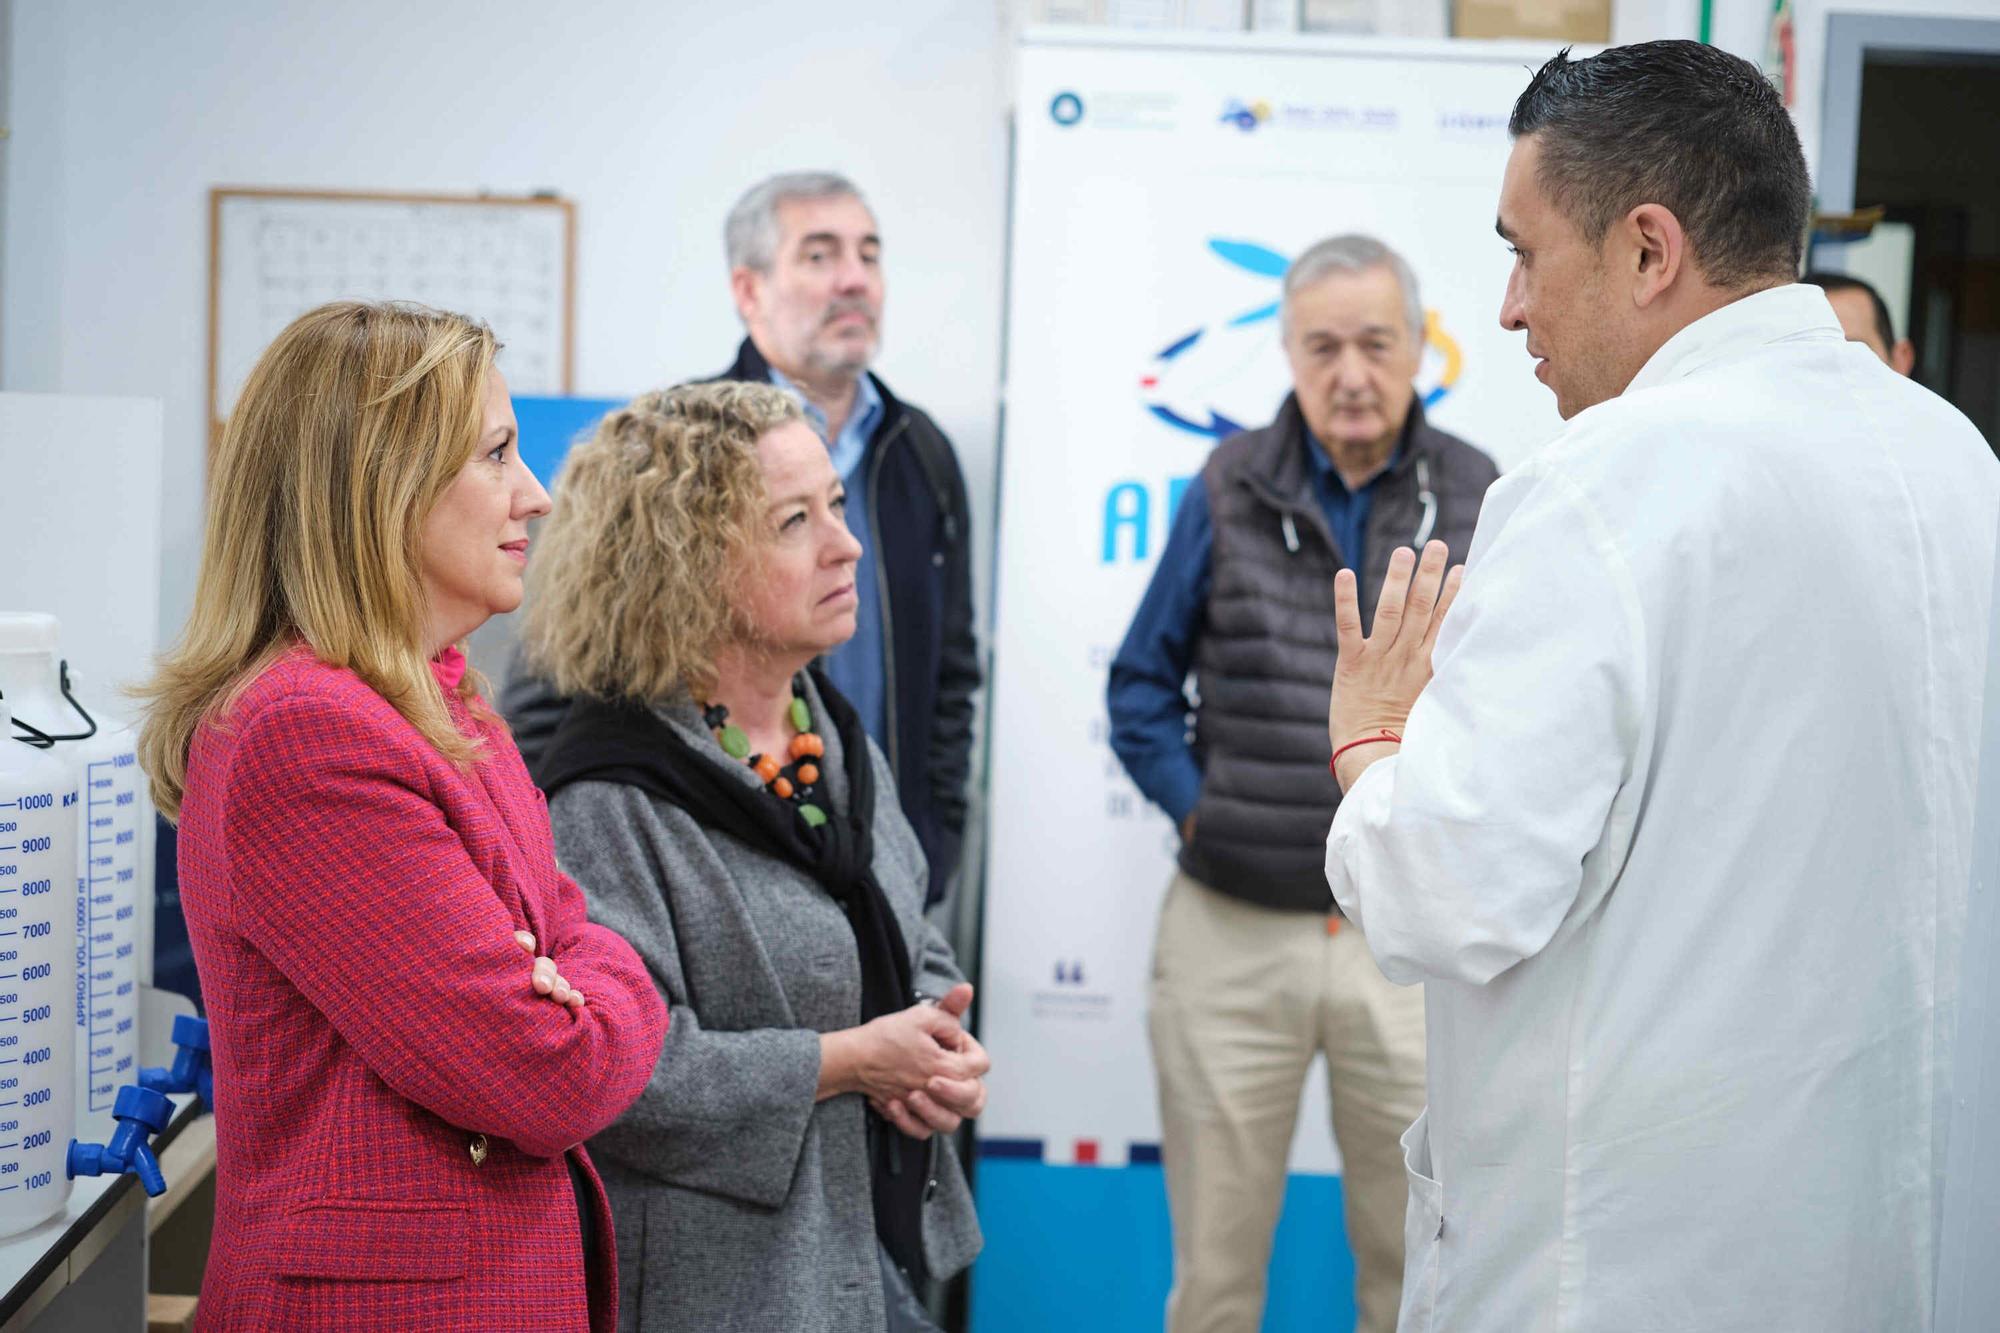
xmin=545 ymin=677 xmax=982 ymax=1333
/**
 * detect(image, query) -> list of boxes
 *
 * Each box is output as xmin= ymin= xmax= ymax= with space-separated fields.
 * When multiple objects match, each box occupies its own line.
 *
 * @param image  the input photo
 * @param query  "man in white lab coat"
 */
xmin=1322 ymin=40 xmax=1999 ymax=1332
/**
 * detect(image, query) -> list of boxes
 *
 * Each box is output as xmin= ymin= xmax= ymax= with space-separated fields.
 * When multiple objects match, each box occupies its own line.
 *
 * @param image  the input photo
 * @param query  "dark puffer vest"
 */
xmin=1178 ymin=395 xmax=1498 ymax=912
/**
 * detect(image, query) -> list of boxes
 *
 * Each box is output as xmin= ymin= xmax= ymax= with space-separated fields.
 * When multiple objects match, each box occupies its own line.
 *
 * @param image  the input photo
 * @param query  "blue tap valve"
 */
xmin=67 ymin=1084 xmax=175 ymax=1197
xmin=138 ymin=1015 xmax=212 ymax=1111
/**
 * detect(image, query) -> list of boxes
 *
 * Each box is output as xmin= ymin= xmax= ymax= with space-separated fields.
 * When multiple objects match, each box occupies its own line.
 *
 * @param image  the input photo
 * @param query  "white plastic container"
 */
xmin=0 ymin=696 xmax=78 ymax=1235
xmin=69 ymin=682 xmax=144 ymax=1133
xmin=0 ymin=615 xmax=137 ymax=1142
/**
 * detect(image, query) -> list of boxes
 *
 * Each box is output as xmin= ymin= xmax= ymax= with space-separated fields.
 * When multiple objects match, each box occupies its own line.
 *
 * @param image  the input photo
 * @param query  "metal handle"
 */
xmin=4 ymin=660 xmax=98 ymax=748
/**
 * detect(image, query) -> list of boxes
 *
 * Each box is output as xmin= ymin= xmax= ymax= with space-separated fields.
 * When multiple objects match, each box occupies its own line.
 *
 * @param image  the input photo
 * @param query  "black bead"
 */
xmin=701 ymin=703 xmax=729 ymax=729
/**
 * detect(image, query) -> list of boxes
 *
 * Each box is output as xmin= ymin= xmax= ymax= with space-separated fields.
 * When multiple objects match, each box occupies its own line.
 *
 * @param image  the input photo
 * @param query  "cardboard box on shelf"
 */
xmin=1453 ymin=0 xmax=1609 ymax=42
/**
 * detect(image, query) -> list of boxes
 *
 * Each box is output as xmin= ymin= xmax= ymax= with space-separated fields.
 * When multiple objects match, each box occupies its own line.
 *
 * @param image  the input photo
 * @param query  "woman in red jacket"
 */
xmin=137 ymin=301 xmax=668 ymax=1332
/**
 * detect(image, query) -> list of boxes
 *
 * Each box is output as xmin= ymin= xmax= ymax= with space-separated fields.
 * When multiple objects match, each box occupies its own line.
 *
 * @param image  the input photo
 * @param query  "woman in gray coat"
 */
xmin=513 ymin=382 xmax=987 ymax=1332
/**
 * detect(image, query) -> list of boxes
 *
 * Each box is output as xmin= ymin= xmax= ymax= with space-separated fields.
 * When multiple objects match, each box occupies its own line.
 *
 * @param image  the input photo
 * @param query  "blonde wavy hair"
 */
xmin=138 ymin=301 xmax=498 ymax=820
xmin=523 ymin=381 xmax=802 ymax=703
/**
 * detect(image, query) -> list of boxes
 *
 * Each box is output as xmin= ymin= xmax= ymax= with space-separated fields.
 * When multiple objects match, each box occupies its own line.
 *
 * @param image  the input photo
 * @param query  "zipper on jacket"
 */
xmin=1243 ymin=445 xmax=1433 ymax=566
xmin=1244 ymin=473 xmax=1341 ymax=563
xmin=1411 ymin=455 xmax=1437 ymax=548
xmin=867 ymin=415 xmax=911 ymax=779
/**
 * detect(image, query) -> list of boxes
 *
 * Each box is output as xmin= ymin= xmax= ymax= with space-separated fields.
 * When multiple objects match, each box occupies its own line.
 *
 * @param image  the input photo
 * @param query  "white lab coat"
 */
xmin=1326 ymin=285 xmax=1999 ymax=1332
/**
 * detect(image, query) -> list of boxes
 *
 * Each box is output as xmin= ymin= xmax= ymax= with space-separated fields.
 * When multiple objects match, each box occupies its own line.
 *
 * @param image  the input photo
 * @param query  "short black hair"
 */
xmin=1801 ymin=271 xmax=1896 ymax=349
xmin=1509 ymin=40 xmax=1811 ymax=289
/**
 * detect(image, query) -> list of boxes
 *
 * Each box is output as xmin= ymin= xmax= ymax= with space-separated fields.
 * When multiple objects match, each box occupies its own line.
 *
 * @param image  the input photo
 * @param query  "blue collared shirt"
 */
xmin=1106 ymin=428 xmax=1400 ymax=823
xmin=768 ymin=366 xmax=888 ymax=744
xmin=1304 ymin=426 xmax=1402 ymax=577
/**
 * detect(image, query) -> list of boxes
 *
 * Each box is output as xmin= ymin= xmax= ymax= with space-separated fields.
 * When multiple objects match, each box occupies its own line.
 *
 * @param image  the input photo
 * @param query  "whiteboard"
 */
xmin=208 ymin=189 xmax=574 ymax=425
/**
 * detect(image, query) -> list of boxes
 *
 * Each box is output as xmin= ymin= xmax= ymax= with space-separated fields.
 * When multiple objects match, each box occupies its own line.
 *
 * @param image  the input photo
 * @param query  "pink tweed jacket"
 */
xmin=175 ymin=646 xmax=667 ymax=1332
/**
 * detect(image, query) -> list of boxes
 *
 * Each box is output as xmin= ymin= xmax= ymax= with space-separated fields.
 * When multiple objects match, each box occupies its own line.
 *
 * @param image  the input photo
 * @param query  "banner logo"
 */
xmin=1050 ymin=91 xmax=1085 ymax=127
xmin=1222 ymin=98 xmax=1397 ymax=133
xmin=1139 ymin=239 xmax=1466 ymax=440
xmin=1219 ymin=97 xmax=1271 ymax=132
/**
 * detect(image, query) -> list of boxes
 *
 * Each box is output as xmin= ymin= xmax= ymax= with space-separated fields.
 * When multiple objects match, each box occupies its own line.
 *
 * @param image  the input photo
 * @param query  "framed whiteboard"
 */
xmin=207 ymin=187 xmax=575 ymax=428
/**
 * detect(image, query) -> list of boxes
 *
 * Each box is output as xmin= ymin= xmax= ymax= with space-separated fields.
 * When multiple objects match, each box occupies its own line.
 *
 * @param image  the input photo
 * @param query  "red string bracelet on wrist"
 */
xmin=1329 ymin=729 xmax=1403 ymax=773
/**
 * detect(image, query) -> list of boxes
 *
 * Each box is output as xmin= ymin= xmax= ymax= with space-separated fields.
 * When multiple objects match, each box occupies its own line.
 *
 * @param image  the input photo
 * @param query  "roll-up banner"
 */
xmin=975 ymin=30 xmax=1565 ymax=1330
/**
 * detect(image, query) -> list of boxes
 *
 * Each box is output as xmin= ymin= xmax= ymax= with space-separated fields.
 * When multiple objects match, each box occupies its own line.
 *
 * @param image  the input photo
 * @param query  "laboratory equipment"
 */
xmin=0 ymin=615 xmax=143 ymax=1140
xmin=64 ymin=1084 xmax=170 ymax=1197
xmin=0 ymin=690 xmax=78 ymax=1235
xmin=137 ymin=1015 xmax=210 ymax=1113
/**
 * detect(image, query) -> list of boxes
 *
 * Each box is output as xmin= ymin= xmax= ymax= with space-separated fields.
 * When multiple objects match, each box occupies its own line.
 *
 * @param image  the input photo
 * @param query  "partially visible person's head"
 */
xmin=1280 ymin=234 xmax=1425 ymax=478
xmin=1802 ymin=271 xmax=1916 ymax=375
xmin=1497 ymin=41 xmax=1813 ymax=418
xmin=727 ymin=171 xmax=883 ymax=384
xmin=140 ymin=301 xmax=543 ymax=817
xmin=525 ymin=381 xmax=860 ymax=705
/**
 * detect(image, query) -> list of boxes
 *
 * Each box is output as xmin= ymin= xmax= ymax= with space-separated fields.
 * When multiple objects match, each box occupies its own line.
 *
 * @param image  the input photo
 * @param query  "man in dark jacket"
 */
xmin=504 ymin=171 xmax=979 ymax=906
xmin=1802 ymin=270 xmax=1917 ymax=376
xmin=1107 ymin=235 xmax=1498 ymax=1333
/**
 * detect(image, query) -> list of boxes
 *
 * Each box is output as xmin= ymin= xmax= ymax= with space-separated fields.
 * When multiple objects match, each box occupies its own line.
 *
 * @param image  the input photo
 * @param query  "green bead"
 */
xmin=789 ymin=696 xmax=811 ymax=733
xmin=719 ymin=724 xmax=750 ymax=759
xmin=798 ymin=803 xmax=828 ymax=828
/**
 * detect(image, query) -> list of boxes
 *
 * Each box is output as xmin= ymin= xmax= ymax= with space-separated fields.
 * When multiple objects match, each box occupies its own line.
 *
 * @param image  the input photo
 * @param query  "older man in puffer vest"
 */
xmin=1108 ymin=234 xmax=1498 ymax=1333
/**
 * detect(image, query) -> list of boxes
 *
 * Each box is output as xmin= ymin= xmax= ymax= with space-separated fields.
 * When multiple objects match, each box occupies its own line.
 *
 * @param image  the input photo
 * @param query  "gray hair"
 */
xmin=724 ymin=170 xmax=870 ymax=273
xmin=1281 ymin=234 xmax=1424 ymax=340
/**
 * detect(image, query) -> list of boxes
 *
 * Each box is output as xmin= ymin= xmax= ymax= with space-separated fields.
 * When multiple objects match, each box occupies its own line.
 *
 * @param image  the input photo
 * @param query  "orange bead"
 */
xmin=772 ymin=777 xmax=794 ymax=799
xmin=797 ymin=763 xmax=819 ymax=786
xmin=789 ymin=734 xmax=813 ymax=760
xmin=804 ymin=734 xmax=826 ymax=757
xmin=753 ymin=755 xmax=781 ymax=783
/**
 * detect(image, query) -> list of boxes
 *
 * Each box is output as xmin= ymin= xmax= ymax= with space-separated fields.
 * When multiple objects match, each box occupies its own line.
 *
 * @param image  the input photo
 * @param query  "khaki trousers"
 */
xmin=1149 ymin=872 xmax=1426 ymax=1333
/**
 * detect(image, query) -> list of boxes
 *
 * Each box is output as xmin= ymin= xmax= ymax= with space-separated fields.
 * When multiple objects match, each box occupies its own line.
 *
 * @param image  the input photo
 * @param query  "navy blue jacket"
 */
xmin=718 ymin=341 xmax=979 ymax=906
xmin=500 ymin=342 xmax=978 ymax=906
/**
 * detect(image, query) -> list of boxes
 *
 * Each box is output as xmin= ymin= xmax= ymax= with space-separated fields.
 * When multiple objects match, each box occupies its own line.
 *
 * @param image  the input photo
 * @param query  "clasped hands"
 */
xmin=820 ymin=981 xmax=990 ymax=1141
xmin=1328 ymin=540 xmax=1464 ymax=794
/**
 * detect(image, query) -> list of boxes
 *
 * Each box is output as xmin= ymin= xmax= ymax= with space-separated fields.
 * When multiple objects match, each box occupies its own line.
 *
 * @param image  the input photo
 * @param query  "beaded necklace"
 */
xmin=701 ymin=694 xmax=829 ymax=829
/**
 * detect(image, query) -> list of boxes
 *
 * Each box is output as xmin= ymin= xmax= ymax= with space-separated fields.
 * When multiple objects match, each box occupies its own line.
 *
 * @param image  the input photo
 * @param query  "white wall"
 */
xmin=1 ymin=0 xmax=1011 ymax=651
xmin=9 ymin=0 xmax=1997 ymax=653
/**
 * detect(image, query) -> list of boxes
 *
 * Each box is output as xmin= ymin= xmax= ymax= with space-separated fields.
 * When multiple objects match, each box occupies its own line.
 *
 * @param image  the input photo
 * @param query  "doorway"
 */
xmin=1816 ymin=14 xmax=2000 ymax=452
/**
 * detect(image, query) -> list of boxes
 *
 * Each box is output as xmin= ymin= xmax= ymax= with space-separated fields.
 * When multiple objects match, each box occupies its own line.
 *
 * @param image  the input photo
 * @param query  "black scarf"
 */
xmin=533 ymin=669 xmax=928 ymax=1280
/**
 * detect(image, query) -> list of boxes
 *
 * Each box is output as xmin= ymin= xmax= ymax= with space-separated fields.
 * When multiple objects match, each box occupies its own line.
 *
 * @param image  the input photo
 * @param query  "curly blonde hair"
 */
xmin=524 ymin=380 xmax=803 ymax=703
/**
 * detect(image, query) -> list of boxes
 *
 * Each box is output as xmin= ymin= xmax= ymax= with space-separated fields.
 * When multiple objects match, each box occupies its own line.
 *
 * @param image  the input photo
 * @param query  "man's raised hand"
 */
xmin=1327 ymin=540 xmax=1464 ymax=792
